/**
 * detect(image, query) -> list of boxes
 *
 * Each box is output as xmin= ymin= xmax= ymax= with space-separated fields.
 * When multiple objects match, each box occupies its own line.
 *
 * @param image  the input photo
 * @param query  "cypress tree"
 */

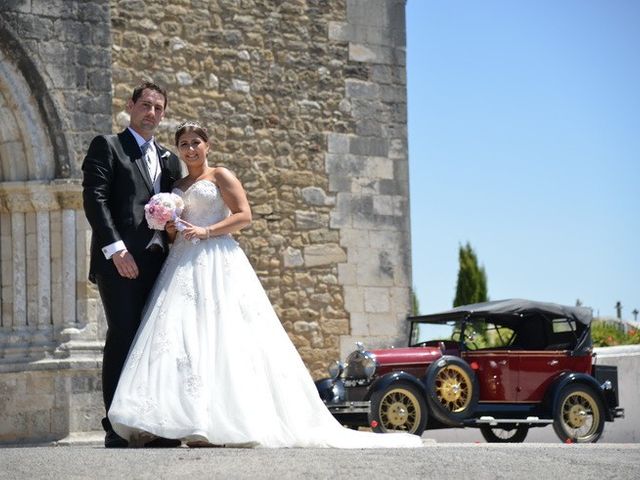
xmin=453 ymin=242 xmax=488 ymax=307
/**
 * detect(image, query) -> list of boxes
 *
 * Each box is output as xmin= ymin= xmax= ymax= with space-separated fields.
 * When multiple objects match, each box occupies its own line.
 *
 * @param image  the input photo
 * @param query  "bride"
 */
xmin=108 ymin=121 xmax=423 ymax=448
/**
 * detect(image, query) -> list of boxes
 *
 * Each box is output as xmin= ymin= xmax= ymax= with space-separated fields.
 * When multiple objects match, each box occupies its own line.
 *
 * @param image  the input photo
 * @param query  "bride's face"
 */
xmin=177 ymin=131 xmax=209 ymax=166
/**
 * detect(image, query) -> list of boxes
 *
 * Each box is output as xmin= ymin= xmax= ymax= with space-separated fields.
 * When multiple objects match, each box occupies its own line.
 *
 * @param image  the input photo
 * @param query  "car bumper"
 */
xmin=612 ymin=406 xmax=625 ymax=419
xmin=323 ymin=400 xmax=371 ymax=428
xmin=325 ymin=400 xmax=371 ymax=415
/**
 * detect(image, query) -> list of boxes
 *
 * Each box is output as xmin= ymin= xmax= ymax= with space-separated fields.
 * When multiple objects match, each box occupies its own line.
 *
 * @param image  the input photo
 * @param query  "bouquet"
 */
xmin=144 ymin=192 xmax=184 ymax=230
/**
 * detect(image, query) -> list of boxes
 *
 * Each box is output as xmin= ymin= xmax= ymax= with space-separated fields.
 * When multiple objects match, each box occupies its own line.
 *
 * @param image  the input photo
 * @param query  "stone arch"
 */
xmin=0 ymin=22 xmax=71 ymax=181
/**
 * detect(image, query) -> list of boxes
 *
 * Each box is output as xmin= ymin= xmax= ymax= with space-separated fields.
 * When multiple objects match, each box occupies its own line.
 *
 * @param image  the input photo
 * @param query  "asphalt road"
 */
xmin=1 ymin=443 xmax=639 ymax=480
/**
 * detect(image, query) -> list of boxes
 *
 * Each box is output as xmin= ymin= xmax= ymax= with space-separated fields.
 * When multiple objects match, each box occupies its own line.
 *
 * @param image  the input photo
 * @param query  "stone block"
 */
xmin=300 ymin=186 xmax=335 ymax=206
xmin=27 ymin=409 xmax=51 ymax=434
xmin=356 ymin=120 xmax=383 ymax=137
xmin=349 ymin=313 xmax=369 ymax=336
xmin=347 ymin=0 xmax=389 ymax=27
xmin=338 ymin=228 xmax=369 ymax=248
xmin=390 ymin=287 xmax=410 ymax=313
xmin=3 ymin=0 xmax=31 ymax=13
xmin=345 ymin=79 xmax=379 ymax=99
xmin=328 ymin=175 xmax=352 ymax=193
xmin=231 ymin=78 xmax=250 ymax=93
xmin=303 ymin=244 xmax=347 ymax=267
xmin=388 ymin=138 xmax=405 ymax=159
xmin=350 ymin=137 xmax=388 ymax=157
xmin=295 ymin=210 xmax=327 ymax=230
xmin=343 ymin=286 xmax=364 ymax=313
xmin=327 ymin=21 xmax=351 ymax=42
xmin=337 ymin=263 xmax=357 ymax=286
xmin=19 ymin=15 xmax=55 ymax=41
xmin=367 ymin=313 xmax=399 ymax=336
xmin=283 ymin=246 xmax=304 ymax=268
xmin=329 ymin=208 xmax=351 ymax=229
xmin=355 ymin=252 xmax=395 ymax=287
xmin=327 ymin=133 xmax=351 ymax=154
xmin=372 ymin=195 xmax=403 ymax=216
xmin=369 ymin=230 xmax=401 ymax=248
xmin=364 ymin=157 xmax=394 ymax=179
xmin=380 ymin=85 xmax=406 ymax=103
xmin=364 ymin=287 xmax=390 ymax=313
xmin=326 ymin=153 xmax=366 ymax=177
xmin=26 ymin=374 xmax=53 ymax=395
xmin=50 ymin=407 xmax=69 ymax=434
xmin=349 ymin=43 xmax=394 ymax=64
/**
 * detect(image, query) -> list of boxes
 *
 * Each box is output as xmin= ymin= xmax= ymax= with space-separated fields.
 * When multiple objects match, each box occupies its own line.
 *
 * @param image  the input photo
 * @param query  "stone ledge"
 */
xmin=53 ymin=431 xmax=104 ymax=447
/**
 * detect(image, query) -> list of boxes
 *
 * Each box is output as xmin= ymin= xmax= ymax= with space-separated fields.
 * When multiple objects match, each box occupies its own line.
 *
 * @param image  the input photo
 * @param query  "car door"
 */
xmin=461 ymin=318 xmax=520 ymax=402
xmin=463 ymin=350 xmax=519 ymax=402
xmin=515 ymin=351 xmax=575 ymax=401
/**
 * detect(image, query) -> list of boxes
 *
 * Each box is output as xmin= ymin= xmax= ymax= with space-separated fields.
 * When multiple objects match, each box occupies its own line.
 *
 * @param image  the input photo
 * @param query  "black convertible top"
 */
xmin=408 ymin=299 xmax=593 ymax=326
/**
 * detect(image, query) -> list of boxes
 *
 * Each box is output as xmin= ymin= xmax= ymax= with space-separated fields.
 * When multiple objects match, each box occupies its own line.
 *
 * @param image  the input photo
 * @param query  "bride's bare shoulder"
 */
xmin=212 ymin=166 xmax=239 ymax=185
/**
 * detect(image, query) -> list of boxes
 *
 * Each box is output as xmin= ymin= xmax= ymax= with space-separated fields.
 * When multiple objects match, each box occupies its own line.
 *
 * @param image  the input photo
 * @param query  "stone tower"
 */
xmin=0 ymin=0 xmax=411 ymax=443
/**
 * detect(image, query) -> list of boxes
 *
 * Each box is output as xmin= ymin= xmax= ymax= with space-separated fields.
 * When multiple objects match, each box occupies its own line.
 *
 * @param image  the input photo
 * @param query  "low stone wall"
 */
xmin=0 ymin=361 xmax=102 ymax=445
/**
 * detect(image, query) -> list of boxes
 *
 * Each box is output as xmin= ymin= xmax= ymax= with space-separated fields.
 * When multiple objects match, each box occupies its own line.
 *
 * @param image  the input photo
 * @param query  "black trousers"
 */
xmin=95 ymin=251 xmax=165 ymax=432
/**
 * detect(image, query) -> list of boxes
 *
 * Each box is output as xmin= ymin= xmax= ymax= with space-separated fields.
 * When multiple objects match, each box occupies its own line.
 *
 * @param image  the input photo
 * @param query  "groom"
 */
xmin=82 ymin=82 xmax=182 ymax=448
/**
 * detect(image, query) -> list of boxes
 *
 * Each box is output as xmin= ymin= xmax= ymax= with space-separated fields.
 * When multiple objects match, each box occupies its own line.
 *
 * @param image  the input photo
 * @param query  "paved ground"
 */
xmin=1 ymin=442 xmax=639 ymax=480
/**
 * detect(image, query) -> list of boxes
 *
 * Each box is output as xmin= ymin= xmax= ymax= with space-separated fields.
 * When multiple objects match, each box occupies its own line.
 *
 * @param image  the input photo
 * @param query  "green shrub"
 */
xmin=592 ymin=320 xmax=640 ymax=347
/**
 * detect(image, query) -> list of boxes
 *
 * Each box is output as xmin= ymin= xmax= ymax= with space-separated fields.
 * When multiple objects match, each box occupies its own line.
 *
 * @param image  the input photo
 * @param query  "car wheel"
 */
xmin=552 ymin=384 xmax=605 ymax=443
xmin=369 ymin=383 xmax=428 ymax=436
xmin=424 ymin=355 xmax=478 ymax=426
xmin=480 ymin=425 xmax=529 ymax=443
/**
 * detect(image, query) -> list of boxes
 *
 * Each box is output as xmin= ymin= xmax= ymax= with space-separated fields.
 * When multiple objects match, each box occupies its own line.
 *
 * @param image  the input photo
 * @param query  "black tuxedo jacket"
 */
xmin=82 ymin=128 xmax=182 ymax=283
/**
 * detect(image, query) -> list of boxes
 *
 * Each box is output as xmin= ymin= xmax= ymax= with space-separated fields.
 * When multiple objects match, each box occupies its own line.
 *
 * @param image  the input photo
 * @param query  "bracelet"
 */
xmin=206 ymin=227 xmax=210 ymax=239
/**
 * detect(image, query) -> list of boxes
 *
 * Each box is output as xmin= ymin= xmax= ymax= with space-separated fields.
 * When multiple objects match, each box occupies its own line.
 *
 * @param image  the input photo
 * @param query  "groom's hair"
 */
xmin=131 ymin=81 xmax=168 ymax=109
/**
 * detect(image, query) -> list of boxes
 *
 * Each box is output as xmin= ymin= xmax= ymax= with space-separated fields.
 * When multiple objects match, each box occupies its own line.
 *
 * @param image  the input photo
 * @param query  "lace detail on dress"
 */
xmin=152 ymin=330 xmax=172 ymax=355
xmin=128 ymin=349 xmax=142 ymax=369
xmin=185 ymin=374 xmax=202 ymax=397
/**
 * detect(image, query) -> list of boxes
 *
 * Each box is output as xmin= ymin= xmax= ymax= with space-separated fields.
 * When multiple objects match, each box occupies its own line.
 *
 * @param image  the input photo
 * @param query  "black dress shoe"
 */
xmin=144 ymin=437 xmax=181 ymax=448
xmin=105 ymin=430 xmax=128 ymax=448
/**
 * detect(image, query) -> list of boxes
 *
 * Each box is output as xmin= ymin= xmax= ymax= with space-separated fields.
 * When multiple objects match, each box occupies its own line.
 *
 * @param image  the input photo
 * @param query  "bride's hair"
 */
xmin=175 ymin=120 xmax=209 ymax=146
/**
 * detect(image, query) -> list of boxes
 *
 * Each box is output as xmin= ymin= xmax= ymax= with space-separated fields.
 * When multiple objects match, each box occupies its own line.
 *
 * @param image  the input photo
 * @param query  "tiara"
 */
xmin=176 ymin=120 xmax=208 ymax=132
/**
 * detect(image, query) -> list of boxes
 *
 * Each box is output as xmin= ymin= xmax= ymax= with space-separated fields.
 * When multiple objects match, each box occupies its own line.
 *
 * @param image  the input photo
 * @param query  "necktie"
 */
xmin=141 ymin=141 xmax=159 ymax=185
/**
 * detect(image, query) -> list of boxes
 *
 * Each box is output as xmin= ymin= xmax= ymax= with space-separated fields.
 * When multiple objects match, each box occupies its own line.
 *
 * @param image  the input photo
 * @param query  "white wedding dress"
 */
xmin=108 ymin=179 xmax=423 ymax=448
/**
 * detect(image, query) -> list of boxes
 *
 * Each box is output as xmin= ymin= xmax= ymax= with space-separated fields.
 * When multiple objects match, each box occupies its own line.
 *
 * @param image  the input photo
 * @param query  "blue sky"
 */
xmin=406 ymin=0 xmax=639 ymax=319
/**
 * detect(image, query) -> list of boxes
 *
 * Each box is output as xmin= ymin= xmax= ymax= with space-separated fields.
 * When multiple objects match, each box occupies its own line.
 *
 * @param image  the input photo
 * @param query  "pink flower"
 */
xmin=144 ymin=193 xmax=184 ymax=230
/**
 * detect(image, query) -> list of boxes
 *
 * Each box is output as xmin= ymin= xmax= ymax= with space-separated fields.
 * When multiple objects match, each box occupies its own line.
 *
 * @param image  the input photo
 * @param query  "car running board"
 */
xmin=465 ymin=416 xmax=554 ymax=426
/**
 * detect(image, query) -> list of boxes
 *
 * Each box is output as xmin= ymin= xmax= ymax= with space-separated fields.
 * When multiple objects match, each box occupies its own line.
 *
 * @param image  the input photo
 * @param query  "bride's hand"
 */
xmin=179 ymin=220 xmax=208 ymax=240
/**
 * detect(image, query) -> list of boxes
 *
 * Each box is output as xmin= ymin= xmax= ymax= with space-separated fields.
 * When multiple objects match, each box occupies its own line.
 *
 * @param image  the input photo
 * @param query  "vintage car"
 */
xmin=316 ymin=299 xmax=624 ymax=443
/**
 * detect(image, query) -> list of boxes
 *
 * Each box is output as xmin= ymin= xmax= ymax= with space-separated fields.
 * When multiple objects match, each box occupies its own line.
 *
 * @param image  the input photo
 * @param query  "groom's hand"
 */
xmin=112 ymin=249 xmax=139 ymax=279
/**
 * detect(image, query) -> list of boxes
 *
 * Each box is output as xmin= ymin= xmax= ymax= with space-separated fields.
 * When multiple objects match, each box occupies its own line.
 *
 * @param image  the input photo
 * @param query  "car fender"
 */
xmin=544 ymin=372 xmax=612 ymax=421
xmin=365 ymin=371 xmax=427 ymax=401
xmin=315 ymin=377 xmax=346 ymax=403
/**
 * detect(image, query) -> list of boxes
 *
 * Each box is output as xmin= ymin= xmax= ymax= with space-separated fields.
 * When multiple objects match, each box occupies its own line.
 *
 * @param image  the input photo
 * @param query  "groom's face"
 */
xmin=127 ymin=88 xmax=166 ymax=139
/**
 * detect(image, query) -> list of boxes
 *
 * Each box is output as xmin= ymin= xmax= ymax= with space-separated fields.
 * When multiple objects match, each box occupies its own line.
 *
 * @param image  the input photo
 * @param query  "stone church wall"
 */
xmin=0 ymin=0 xmax=411 ymax=443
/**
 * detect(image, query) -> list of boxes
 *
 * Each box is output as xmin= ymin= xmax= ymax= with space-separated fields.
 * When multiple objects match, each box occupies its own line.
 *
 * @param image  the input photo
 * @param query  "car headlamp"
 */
xmin=362 ymin=354 xmax=377 ymax=378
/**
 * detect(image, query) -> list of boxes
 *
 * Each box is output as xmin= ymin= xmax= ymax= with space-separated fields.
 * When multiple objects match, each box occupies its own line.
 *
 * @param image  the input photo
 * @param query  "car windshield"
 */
xmin=410 ymin=320 xmax=462 ymax=346
xmin=462 ymin=318 xmax=516 ymax=350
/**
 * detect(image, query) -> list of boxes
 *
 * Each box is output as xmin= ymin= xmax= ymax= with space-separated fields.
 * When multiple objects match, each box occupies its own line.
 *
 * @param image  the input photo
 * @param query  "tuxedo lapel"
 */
xmin=118 ymin=129 xmax=154 ymax=194
xmin=156 ymin=142 xmax=179 ymax=191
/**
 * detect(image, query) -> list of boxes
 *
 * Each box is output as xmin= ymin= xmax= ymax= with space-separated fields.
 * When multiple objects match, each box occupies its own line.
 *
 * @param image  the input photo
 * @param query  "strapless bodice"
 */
xmin=173 ymin=179 xmax=229 ymax=227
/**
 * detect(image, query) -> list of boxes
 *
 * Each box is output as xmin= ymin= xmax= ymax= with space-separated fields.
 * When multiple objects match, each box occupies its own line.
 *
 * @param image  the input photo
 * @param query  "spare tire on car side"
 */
xmin=424 ymin=355 xmax=479 ymax=426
